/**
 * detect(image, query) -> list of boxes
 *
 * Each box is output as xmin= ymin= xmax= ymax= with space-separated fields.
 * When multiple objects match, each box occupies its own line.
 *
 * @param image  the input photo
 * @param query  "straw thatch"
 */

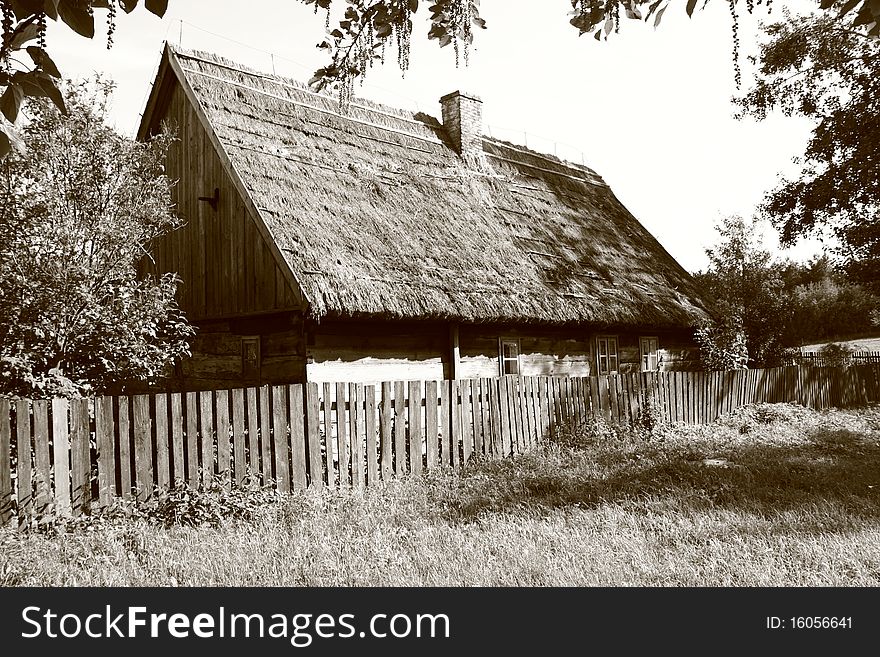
xmin=162 ymin=46 xmax=709 ymax=329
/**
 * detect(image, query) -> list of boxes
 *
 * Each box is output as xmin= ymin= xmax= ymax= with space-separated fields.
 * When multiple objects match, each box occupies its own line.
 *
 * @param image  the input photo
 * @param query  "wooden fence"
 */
xmin=2 ymin=364 xmax=879 ymax=527
xmin=794 ymin=351 xmax=880 ymax=367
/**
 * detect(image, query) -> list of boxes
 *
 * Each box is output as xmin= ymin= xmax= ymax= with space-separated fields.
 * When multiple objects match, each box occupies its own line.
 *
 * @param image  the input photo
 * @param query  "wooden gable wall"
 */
xmin=143 ymin=77 xmax=299 ymax=321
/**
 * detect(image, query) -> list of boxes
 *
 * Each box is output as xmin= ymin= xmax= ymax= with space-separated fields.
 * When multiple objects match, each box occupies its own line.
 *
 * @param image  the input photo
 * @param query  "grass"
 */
xmin=2 ymin=403 xmax=879 ymax=586
xmin=801 ymin=335 xmax=880 ymax=352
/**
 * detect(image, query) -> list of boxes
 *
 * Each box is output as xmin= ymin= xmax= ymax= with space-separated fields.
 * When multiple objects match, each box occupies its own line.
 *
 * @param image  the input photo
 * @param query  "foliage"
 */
xmin=694 ymin=216 xmax=795 ymax=368
xmin=738 ymin=6 xmax=880 ymax=288
xmin=0 ymin=78 xmax=193 ymax=397
xmin=0 ymin=1 xmax=168 ymax=157
xmin=786 ymin=268 xmax=879 ymax=344
xmin=694 ymin=318 xmax=749 ymax=370
xmin=818 ymin=341 xmax=856 ymax=366
xmin=300 ymin=1 xmax=880 ymax=100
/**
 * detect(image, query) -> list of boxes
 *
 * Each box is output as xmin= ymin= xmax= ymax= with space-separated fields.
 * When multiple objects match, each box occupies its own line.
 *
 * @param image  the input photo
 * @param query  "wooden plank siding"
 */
xmin=145 ymin=75 xmax=298 ymax=323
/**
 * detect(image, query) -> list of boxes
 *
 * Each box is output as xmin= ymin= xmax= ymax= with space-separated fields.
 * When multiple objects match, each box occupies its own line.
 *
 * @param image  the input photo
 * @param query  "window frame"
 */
xmin=241 ymin=336 xmax=261 ymax=380
xmin=640 ymin=336 xmax=660 ymax=372
xmin=596 ymin=335 xmax=619 ymax=376
xmin=498 ymin=337 xmax=522 ymax=376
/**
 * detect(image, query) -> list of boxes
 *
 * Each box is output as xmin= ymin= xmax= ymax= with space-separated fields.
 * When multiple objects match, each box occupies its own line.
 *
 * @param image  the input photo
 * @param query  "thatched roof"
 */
xmin=149 ymin=45 xmax=710 ymax=329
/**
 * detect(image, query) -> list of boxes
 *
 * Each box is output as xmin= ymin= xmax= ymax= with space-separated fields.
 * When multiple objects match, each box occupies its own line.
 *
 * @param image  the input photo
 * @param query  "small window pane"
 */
xmin=503 ymin=341 xmax=519 ymax=359
xmin=503 ymin=359 xmax=519 ymax=375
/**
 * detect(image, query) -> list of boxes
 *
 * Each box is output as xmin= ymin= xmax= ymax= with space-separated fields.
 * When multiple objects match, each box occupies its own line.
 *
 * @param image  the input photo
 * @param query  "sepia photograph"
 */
xmin=0 ymin=0 xmax=878 ymax=649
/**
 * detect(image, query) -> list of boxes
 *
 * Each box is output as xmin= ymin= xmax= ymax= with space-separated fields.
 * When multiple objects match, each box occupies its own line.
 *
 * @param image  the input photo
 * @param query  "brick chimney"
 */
xmin=440 ymin=91 xmax=484 ymax=166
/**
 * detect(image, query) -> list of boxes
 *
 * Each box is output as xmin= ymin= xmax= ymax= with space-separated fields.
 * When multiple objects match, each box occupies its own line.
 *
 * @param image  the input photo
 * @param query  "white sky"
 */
xmin=43 ymin=0 xmax=824 ymax=273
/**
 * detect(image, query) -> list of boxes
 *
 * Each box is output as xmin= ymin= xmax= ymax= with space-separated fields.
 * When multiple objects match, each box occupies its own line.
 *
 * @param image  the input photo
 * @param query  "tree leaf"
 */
xmin=10 ymin=21 xmax=41 ymax=49
xmin=0 ymin=129 xmax=10 ymax=159
xmin=26 ymin=46 xmax=61 ymax=78
xmin=145 ymin=0 xmax=169 ymax=17
xmin=686 ymin=0 xmax=698 ymax=17
xmin=57 ymin=0 xmax=96 ymax=38
xmin=0 ymin=84 xmax=24 ymax=123
xmin=654 ymin=5 xmax=667 ymax=27
xmin=120 ymin=0 xmax=140 ymax=12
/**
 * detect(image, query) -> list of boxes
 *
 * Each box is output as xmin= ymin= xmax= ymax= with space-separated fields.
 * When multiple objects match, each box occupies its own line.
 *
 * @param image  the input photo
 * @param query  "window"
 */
xmin=596 ymin=336 xmax=619 ymax=375
xmin=241 ymin=336 xmax=260 ymax=380
xmin=640 ymin=336 xmax=660 ymax=372
xmin=499 ymin=338 xmax=521 ymax=376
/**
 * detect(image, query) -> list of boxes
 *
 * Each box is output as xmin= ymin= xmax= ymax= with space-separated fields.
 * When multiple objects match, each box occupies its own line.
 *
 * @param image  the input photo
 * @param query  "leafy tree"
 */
xmin=301 ymin=0 xmax=880 ymax=99
xmin=738 ymin=5 xmax=880 ymax=288
xmin=693 ymin=216 xmax=795 ymax=368
xmin=0 ymin=78 xmax=192 ymax=397
xmin=0 ymin=0 xmax=168 ymax=157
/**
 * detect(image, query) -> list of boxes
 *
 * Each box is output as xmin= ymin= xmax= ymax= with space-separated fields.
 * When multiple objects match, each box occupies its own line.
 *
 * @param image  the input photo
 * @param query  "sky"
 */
xmin=44 ymin=0 xmax=824 ymax=273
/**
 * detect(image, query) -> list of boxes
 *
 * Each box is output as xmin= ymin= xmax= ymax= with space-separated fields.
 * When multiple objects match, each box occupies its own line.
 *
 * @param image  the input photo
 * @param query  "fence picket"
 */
xmin=272 ymin=385 xmax=290 ymax=493
xmin=425 ymin=380 xmax=439 ymax=469
xmin=118 ymin=396 xmax=133 ymax=499
xmin=379 ymin=382 xmax=392 ymax=480
xmin=323 ymin=382 xmax=336 ymax=489
xmin=393 ymin=381 xmax=406 ymax=475
xmin=440 ymin=379 xmax=451 ymax=464
xmin=70 ymin=398 xmax=91 ymax=515
xmin=32 ymin=400 xmax=51 ymax=517
xmin=408 ymin=380 xmax=423 ymax=476
xmin=365 ymin=385 xmax=377 ymax=485
xmin=155 ymin=393 xmax=170 ymax=490
xmin=185 ymin=392 xmax=199 ymax=488
xmin=450 ymin=379 xmax=461 ymax=468
xmin=199 ymin=391 xmax=215 ymax=486
xmin=306 ymin=383 xmax=323 ymax=488
xmin=350 ymin=383 xmax=364 ymax=488
xmin=336 ymin=382 xmax=349 ymax=486
xmin=0 ymin=400 xmax=11 ymax=525
xmin=171 ymin=393 xmax=185 ymax=485
xmin=133 ymin=394 xmax=152 ymax=500
xmin=289 ymin=384 xmax=307 ymax=492
xmin=461 ymin=379 xmax=473 ymax=464
xmin=95 ymin=396 xmax=115 ymax=506
xmin=16 ymin=400 xmax=33 ymax=525
xmin=232 ymin=389 xmax=246 ymax=487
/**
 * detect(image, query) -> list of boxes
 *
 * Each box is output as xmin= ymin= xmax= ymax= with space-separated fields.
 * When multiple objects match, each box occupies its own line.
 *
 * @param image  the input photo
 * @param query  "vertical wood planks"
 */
xmin=450 ymin=379 xmax=461 ymax=467
xmin=488 ymin=377 xmax=502 ymax=458
xmin=379 ymin=382 xmax=392 ymax=481
xmin=393 ymin=381 xmax=406 ymax=474
xmin=32 ymin=400 xmax=51 ymax=516
xmin=132 ymin=394 xmax=152 ymax=501
xmin=289 ymin=384 xmax=307 ymax=491
xmin=306 ymin=383 xmax=323 ymax=488
xmin=272 ymin=385 xmax=290 ymax=493
xmin=350 ymin=383 xmax=363 ymax=488
xmin=460 ymin=379 xmax=473 ymax=465
xmin=324 ymin=382 xmax=337 ymax=489
xmin=199 ymin=391 xmax=214 ymax=486
xmin=425 ymin=380 xmax=439 ymax=469
xmin=365 ymin=385 xmax=377 ymax=485
xmin=440 ymin=379 xmax=451 ymax=465
xmin=408 ymin=380 xmax=423 ymax=476
xmin=118 ymin=396 xmax=133 ymax=500
xmin=16 ymin=400 xmax=33 ymax=524
xmin=0 ymin=400 xmax=11 ymax=526
xmin=70 ymin=398 xmax=91 ymax=515
xmin=215 ymin=390 xmax=230 ymax=488
xmin=246 ymin=387 xmax=260 ymax=486
xmin=95 ymin=396 xmax=115 ymax=506
xmin=259 ymin=386 xmax=272 ymax=486
xmin=50 ymin=399 xmax=69 ymax=514
xmin=155 ymin=393 xmax=170 ymax=490
xmin=232 ymin=389 xmax=246 ymax=487
xmin=498 ymin=377 xmax=512 ymax=457
xmin=171 ymin=393 xmax=185 ymax=485
xmin=185 ymin=392 xmax=199 ymax=487
xmin=336 ymin=382 xmax=349 ymax=486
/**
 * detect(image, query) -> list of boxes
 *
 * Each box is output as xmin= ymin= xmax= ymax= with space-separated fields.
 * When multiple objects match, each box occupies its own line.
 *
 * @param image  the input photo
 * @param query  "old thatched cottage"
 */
xmin=138 ymin=45 xmax=708 ymax=390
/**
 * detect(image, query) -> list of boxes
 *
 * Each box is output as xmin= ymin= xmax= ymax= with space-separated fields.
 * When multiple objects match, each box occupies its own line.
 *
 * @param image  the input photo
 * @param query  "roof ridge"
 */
xmin=170 ymin=45 xmax=433 ymax=126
